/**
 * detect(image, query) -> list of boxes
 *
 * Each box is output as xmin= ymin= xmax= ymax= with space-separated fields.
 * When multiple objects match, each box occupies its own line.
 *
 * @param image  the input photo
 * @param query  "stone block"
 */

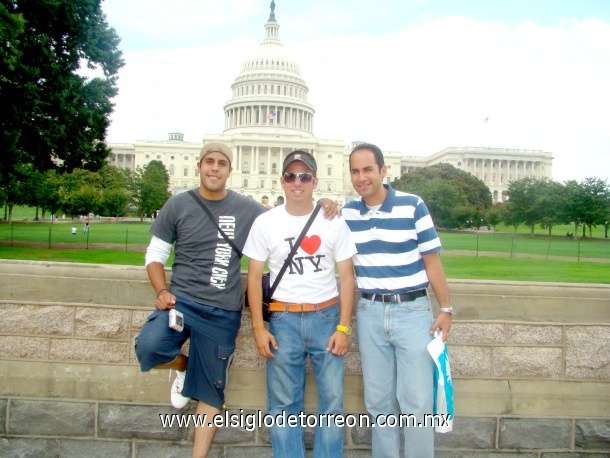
xmin=348 ymin=327 xmax=359 ymax=351
xmin=343 ymin=450 xmax=375 ymax=457
xmin=226 ymin=446 xmax=274 ymax=457
xmin=0 ymin=438 xmax=59 ymax=458
xmin=453 ymin=380 xmax=512 ymax=416
xmin=507 ymin=380 xmax=610 ymax=418
xmin=135 ymin=441 xmax=212 ymax=457
xmin=0 ymin=399 xmax=6 ymax=435
xmin=435 ymin=416 xmax=496 ymax=449
xmin=0 ymin=336 xmax=48 ymax=360
xmin=493 ymin=347 xmax=562 ymax=378
xmin=186 ymin=409 xmax=256 ymax=444
xmin=232 ymin=334 xmax=265 ymax=370
xmin=59 ymin=439 xmax=132 ymax=457
xmin=448 ymin=323 xmax=505 ymax=345
xmin=98 ymin=404 xmax=184 ymax=440
xmin=499 ymin=418 xmax=572 ymax=449
xmin=506 ymin=324 xmax=563 ymax=345
xmin=350 ymin=417 xmax=372 ymax=445
xmin=565 ymin=326 xmax=610 ymax=380
xmin=9 ymin=400 xmax=95 ymax=436
xmin=539 ymin=454 xmax=610 ymax=457
xmin=132 ymin=309 xmax=152 ymax=332
xmin=453 ymin=454 xmax=537 ymax=457
xmin=343 ymin=351 xmax=362 ymax=373
xmin=50 ymin=338 xmax=128 ymax=363
xmin=575 ymin=419 xmax=610 ymax=450
xmin=450 ymin=346 xmax=491 ymax=377
xmin=239 ymin=313 xmax=253 ymax=334
xmin=74 ymin=307 xmax=130 ymax=339
xmin=0 ymin=303 xmax=73 ymax=336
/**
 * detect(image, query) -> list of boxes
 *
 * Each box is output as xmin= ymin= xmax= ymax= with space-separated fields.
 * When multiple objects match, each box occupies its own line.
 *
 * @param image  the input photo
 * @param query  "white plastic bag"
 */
xmin=427 ymin=332 xmax=454 ymax=433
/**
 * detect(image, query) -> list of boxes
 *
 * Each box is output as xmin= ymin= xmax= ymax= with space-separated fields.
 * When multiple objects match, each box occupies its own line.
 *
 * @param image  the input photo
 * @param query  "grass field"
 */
xmin=2 ymin=205 xmax=608 ymax=284
xmin=1 ymin=245 xmax=607 ymax=284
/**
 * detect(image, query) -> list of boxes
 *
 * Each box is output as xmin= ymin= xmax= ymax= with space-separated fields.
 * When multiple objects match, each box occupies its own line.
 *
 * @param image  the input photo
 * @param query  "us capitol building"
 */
xmin=108 ymin=3 xmax=553 ymax=205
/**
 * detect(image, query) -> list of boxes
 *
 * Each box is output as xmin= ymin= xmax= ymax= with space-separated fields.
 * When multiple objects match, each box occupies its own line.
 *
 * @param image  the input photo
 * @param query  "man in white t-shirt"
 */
xmin=243 ymin=150 xmax=357 ymax=458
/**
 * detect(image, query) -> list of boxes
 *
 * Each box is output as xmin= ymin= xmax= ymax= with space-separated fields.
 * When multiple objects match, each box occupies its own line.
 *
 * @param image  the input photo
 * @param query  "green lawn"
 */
xmin=2 ymin=205 xmax=608 ymax=284
xmin=438 ymin=231 xmax=610 ymax=260
xmin=1 ymin=245 xmax=607 ymax=284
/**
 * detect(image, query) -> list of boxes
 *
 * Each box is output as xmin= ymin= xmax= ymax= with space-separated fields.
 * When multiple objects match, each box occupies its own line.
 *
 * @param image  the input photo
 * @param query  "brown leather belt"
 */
xmin=268 ymin=297 xmax=337 ymax=313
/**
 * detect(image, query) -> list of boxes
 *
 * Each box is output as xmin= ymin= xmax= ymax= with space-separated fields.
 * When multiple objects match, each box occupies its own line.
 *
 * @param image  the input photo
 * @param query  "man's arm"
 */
xmin=145 ymin=236 xmax=175 ymax=310
xmin=146 ymin=262 xmax=176 ymax=310
xmin=248 ymin=259 xmax=278 ymax=358
xmin=327 ymin=258 xmax=355 ymax=355
xmin=423 ymin=251 xmax=452 ymax=341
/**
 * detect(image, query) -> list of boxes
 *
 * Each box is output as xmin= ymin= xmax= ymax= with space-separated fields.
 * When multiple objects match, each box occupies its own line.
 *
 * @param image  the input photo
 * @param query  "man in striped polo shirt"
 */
xmin=342 ymin=143 xmax=453 ymax=458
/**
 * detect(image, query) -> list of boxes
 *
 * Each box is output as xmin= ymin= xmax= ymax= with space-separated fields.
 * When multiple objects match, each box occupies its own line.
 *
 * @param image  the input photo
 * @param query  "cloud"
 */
xmin=105 ymin=5 xmax=610 ymax=182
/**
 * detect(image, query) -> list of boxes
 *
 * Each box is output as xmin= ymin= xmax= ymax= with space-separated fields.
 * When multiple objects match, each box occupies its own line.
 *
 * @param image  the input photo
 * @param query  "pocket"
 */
xmin=214 ymin=345 xmax=236 ymax=390
xmin=269 ymin=311 xmax=285 ymax=322
xmin=399 ymin=295 xmax=432 ymax=312
xmin=318 ymin=304 xmax=339 ymax=321
xmin=356 ymin=297 xmax=371 ymax=312
xmin=146 ymin=309 xmax=163 ymax=321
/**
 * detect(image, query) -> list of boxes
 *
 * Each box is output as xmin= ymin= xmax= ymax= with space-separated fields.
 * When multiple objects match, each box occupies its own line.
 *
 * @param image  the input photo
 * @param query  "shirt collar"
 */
xmin=358 ymin=184 xmax=396 ymax=215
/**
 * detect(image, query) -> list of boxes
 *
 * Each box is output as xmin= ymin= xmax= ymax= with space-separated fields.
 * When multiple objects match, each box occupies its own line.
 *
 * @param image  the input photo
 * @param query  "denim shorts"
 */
xmin=135 ymin=295 xmax=241 ymax=409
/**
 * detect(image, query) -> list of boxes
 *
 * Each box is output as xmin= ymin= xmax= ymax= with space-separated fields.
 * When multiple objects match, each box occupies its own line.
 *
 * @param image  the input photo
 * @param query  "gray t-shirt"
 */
xmin=150 ymin=189 xmax=265 ymax=311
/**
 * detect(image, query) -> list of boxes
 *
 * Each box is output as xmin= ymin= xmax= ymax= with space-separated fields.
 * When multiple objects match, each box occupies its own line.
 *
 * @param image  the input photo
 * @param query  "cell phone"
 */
xmin=169 ymin=309 xmax=184 ymax=332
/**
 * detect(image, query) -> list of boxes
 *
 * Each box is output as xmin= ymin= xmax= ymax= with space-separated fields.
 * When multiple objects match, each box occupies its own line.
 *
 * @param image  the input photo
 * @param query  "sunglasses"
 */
xmin=283 ymin=172 xmax=314 ymax=184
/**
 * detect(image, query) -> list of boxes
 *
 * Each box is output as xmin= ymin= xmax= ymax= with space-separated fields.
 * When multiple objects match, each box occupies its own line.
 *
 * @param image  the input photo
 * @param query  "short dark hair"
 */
xmin=349 ymin=142 xmax=385 ymax=171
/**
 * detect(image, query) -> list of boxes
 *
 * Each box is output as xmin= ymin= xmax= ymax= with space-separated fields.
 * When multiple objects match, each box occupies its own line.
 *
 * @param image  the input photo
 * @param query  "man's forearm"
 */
xmin=147 ymin=261 xmax=168 ymax=294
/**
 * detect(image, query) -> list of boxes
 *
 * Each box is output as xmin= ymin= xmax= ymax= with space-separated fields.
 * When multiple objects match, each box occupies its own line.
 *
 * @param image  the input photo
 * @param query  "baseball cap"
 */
xmin=199 ymin=142 xmax=233 ymax=165
xmin=282 ymin=150 xmax=317 ymax=176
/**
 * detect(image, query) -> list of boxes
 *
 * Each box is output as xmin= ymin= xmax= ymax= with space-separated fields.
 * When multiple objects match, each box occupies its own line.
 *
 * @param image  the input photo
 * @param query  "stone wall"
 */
xmin=0 ymin=260 xmax=609 ymax=457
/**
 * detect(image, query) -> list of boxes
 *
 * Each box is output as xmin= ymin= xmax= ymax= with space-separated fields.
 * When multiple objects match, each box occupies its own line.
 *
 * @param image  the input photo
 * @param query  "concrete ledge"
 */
xmin=1 ymin=361 xmax=608 ymax=419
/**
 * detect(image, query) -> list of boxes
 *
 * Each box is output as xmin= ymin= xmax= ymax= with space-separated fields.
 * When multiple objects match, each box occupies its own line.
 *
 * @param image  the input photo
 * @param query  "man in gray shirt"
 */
xmin=136 ymin=141 xmax=337 ymax=457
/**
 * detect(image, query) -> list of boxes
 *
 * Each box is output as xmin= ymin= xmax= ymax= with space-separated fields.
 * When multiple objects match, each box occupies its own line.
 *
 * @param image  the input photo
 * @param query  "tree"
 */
xmin=579 ymin=178 xmax=610 ymax=237
xmin=0 ymin=0 xmax=124 ymax=209
xmin=98 ymin=164 xmax=134 ymax=217
xmin=505 ymin=177 xmax=540 ymax=235
xmin=485 ymin=203 xmax=507 ymax=234
xmin=392 ymin=163 xmax=492 ymax=228
xmin=134 ymin=161 xmax=171 ymax=221
xmin=537 ymin=180 xmax=566 ymax=236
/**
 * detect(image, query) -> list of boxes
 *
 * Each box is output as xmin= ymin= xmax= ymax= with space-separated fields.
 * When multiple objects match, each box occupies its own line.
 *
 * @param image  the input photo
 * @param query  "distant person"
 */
xmin=71 ymin=226 xmax=77 ymax=235
xmin=342 ymin=142 xmax=453 ymax=458
xmin=84 ymin=223 xmax=89 ymax=234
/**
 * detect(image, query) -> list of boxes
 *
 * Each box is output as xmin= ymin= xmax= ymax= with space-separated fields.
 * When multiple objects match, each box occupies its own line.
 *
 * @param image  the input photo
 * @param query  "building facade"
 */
xmin=108 ymin=5 xmax=552 ymax=205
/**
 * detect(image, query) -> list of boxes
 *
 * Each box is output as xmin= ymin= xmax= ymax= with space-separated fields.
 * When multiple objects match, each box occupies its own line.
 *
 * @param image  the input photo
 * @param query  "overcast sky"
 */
xmin=100 ymin=0 xmax=610 ymax=182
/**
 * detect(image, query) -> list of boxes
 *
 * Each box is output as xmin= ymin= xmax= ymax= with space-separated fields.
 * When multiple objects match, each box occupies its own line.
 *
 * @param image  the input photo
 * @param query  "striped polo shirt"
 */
xmin=342 ymin=184 xmax=442 ymax=294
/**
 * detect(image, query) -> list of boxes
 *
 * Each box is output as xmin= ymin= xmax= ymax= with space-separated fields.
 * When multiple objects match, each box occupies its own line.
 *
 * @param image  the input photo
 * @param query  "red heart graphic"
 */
xmin=300 ymin=235 xmax=321 ymax=255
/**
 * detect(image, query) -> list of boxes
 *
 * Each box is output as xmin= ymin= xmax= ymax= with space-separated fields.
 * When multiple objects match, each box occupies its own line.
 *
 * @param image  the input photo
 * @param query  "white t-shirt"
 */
xmin=243 ymin=205 xmax=357 ymax=303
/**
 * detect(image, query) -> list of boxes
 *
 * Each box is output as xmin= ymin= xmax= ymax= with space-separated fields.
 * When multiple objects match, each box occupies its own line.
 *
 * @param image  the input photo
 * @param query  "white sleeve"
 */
xmin=145 ymin=236 xmax=172 ymax=266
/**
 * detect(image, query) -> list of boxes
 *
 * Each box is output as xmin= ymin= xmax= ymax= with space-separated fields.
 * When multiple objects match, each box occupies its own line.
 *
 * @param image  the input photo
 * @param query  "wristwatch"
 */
xmin=337 ymin=324 xmax=353 ymax=335
xmin=439 ymin=307 xmax=453 ymax=315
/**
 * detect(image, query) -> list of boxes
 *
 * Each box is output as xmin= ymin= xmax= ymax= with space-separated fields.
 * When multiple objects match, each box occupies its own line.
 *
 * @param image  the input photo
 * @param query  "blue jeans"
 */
xmin=267 ymin=304 xmax=344 ymax=458
xmin=356 ymin=294 xmax=435 ymax=458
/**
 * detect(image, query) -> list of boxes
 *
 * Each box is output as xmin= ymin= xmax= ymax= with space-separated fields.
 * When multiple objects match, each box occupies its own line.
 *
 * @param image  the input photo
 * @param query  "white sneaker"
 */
xmin=170 ymin=370 xmax=190 ymax=409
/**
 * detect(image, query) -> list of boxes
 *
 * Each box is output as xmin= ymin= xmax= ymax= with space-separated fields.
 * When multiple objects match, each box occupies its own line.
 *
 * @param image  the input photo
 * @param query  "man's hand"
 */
xmin=155 ymin=290 xmax=176 ymax=310
xmin=254 ymin=327 xmax=278 ymax=358
xmin=327 ymin=331 xmax=349 ymax=355
xmin=430 ymin=312 xmax=452 ymax=342
xmin=318 ymin=198 xmax=339 ymax=220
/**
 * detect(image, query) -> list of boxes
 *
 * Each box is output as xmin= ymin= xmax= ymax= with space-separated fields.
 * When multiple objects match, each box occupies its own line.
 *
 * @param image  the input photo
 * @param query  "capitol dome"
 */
xmin=223 ymin=1 xmax=315 ymax=137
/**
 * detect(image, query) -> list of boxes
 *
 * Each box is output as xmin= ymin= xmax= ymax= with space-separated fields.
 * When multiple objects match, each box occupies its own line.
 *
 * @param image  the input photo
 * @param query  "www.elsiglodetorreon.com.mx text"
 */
xmin=159 ymin=410 xmax=451 ymax=431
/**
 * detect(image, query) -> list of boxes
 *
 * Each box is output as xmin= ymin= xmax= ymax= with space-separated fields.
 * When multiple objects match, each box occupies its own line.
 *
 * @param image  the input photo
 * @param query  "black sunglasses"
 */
xmin=283 ymin=172 xmax=314 ymax=184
